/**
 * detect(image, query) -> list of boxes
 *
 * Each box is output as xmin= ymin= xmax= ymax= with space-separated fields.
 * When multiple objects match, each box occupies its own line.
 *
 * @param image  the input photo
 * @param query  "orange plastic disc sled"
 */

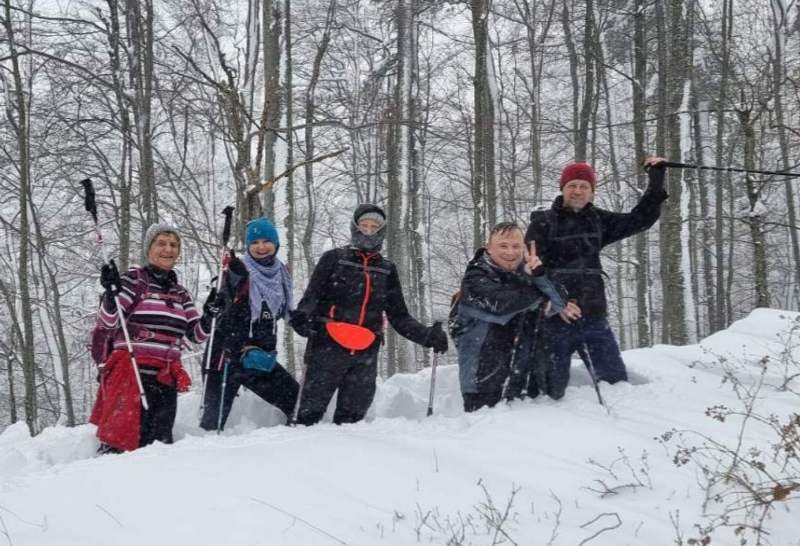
xmin=325 ymin=321 xmax=376 ymax=351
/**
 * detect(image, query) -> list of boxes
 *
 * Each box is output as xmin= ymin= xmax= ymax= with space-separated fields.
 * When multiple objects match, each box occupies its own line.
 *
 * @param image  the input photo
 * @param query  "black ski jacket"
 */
xmin=525 ymin=167 xmax=667 ymax=318
xmin=294 ymin=246 xmax=431 ymax=347
xmin=206 ymin=268 xmax=279 ymax=367
xmin=451 ymin=248 xmax=565 ymax=394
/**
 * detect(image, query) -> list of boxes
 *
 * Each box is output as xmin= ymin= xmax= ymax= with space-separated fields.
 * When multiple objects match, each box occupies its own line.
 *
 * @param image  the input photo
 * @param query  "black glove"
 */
xmin=227 ymin=249 xmax=248 ymax=276
xmin=644 ymin=160 xmax=666 ymax=191
xmin=426 ymin=321 xmax=448 ymax=354
xmin=100 ymin=259 xmax=122 ymax=295
xmin=203 ymin=285 xmax=225 ymax=318
xmin=289 ymin=310 xmax=314 ymax=338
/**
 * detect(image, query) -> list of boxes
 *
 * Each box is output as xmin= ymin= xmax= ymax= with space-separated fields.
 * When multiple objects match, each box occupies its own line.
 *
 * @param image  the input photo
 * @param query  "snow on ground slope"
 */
xmin=1 ymin=309 xmax=799 ymax=545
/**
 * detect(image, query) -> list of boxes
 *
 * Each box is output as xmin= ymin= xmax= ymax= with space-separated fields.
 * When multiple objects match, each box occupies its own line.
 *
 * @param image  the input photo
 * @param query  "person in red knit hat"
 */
xmin=520 ymin=157 xmax=667 ymax=400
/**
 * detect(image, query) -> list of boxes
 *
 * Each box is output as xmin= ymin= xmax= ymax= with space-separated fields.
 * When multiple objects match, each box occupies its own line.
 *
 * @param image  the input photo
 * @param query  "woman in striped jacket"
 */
xmin=91 ymin=223 xmax=216 ymax=453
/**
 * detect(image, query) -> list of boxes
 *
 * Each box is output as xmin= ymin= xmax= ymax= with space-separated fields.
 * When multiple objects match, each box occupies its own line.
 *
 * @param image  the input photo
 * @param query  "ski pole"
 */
xmin=81 ymin=178 xmax=149 ymax=411
xmin=289 ymin=361 xmax=307 ymax=426
xmin=501 ymin=312 xmax=531 ymax=402
xmin=199 ymin=205 xmax=235 ymax=417
xmin=528 ymin=307 xmax=548 ymax=397
xmin=656 ymin=161 xmax=800 ymax=179
xmin=575 ymin=341 xmax=608 ymax=414
xmin=426 ymin=320 xmax=446 ymax=417
xmin=216 ymin=354 xmax=230 ymax=433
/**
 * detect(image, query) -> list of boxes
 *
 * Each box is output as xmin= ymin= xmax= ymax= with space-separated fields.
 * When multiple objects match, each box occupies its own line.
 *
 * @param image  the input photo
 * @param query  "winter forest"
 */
xmin=1 ymin=0 xmax=799 ymax=435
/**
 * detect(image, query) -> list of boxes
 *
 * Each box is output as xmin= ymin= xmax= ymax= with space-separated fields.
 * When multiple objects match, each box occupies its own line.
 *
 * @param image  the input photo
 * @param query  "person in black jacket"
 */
xmin=290 ymin=204 xmax=448 ymax=426
xmin=451 ymin=222 xmax=569 ymax=412
xmin=199 ymin=217 xmax=299 ymax=431
xmin=525 ymin=157 xmax=667 ymax=399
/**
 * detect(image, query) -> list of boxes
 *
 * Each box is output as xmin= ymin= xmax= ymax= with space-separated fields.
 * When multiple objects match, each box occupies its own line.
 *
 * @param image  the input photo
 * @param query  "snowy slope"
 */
xmin=1 ymin=309 xmax=799 ymax=545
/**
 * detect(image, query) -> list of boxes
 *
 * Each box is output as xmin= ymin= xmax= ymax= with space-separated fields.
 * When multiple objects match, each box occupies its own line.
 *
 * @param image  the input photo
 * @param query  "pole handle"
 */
xmin=221 ymin=206 xmax=235 ymax=247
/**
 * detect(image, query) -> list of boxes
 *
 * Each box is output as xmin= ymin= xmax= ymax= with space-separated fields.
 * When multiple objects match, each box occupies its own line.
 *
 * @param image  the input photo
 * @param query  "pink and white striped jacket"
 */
xmin=98 ymin=266 xmax=209 ymax=364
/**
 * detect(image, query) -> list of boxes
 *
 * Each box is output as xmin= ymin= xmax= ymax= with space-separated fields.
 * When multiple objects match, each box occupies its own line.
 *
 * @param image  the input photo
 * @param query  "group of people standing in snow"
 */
xmin=89 ymin=157 xmax=668 ymax=453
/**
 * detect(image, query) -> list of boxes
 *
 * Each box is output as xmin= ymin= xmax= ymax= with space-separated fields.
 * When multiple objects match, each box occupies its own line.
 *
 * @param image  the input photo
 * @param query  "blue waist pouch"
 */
xmin=241 ymin=347 xmax=277 ymax=372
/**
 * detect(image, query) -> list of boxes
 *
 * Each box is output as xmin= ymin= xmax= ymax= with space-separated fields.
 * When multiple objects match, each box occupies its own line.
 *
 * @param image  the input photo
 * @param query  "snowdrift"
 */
xmin=1 ymin=309 xmax=798 ymax=545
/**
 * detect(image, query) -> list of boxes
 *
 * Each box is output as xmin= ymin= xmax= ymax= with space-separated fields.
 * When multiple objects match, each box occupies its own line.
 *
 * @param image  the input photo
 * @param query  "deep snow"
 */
xmin=1 ymin=309 xmax=799 ymax=545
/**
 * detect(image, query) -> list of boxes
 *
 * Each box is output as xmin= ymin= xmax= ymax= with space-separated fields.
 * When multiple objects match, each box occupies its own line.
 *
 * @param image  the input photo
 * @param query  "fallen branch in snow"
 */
xmin=670 ymin=509 xmax=684 ymax=546
xmin=584 ymin=448 xmax=653 ymax=498
xmin=475 ymin=479 xmax=520 ymax=546
xmin=244 ymin=148 xmax=349 ymax=196
xmin=578 ymin=512 xmax=622 ymax=545
xmin=95 ymin=504 xmax=123 ymax=528
xmin=414 ymin=503 xmax=433 ymax=542
xmin=0 ymin=505 xmax=45 ymax=531
xmin=414 ymin=504 xmax=474 ymax=544
xmin=545 ymin=491 xmax=563 ymax=546
xmin=250 ymin=497 xmax=351 ymax=545
xmin=0 ymin=510 xmax=13 ymax=546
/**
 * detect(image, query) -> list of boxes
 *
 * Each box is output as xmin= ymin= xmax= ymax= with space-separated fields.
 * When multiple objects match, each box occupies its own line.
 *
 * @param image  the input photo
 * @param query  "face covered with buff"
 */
xmin=350 ymin=204 xmax=387 ymax=252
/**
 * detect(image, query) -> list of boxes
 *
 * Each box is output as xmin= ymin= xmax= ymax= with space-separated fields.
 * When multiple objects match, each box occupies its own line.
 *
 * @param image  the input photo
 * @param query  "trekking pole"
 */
xmin=528 ymin=307 xmax=548 ymax=397
xmin=502 ymin=312 xmax=531 ymax=402
xmin=216 ymin=352 xmax=230 ymax=433
xmin=426 ymin=318 xmax=448 ymax=417
xmin=657 ymin=161 xmax=800 ymax=179
xmin=575 ymin=341 xmax=609 ymax=414
xmin=81 ymin=178 xmax=149 ymax=411
xmin=426 ymin=353 xmax=437 ymax=416
xmin=289 ymin=361 xmax=306 ymax=426
xmin=199 ymin=205 xmax=235 ymax=417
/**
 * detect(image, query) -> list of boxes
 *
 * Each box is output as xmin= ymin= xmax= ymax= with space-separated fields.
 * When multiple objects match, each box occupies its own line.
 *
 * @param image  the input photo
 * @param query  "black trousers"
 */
xmin=463 ymin=391 xmax=503 ymax=413
xmin=296 ymin=335 xmax=380 ymax=426
xmin=200 ymin=360 xmax=299 ymax=431
xmin=139 ymin=373 xmax=178 ymax=446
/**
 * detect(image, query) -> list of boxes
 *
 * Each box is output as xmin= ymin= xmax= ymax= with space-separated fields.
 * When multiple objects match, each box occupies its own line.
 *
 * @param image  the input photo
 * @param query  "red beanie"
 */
xmin=559 ymin=162 xmax=596 ymax=190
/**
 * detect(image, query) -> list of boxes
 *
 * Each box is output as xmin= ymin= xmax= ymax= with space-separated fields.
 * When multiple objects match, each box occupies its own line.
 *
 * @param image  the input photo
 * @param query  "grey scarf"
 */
xmin=240 ymin=253 xmax=293 ymax=323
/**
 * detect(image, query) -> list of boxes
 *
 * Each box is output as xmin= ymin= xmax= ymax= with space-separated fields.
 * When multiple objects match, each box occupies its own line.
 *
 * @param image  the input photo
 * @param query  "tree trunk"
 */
xmin=301 ymin=0 xmax=334 ymax=274
xmin=660 ymin=0 xmax=689 ymax=345
xmin=771 ymin=0 xmax=800 ymax=307
xmin=126 ymin=0 xmax=158 ymax=233
xmin=738 ymin=105 xmax=770 ymax=308
xmin=405 ymin=0 xmax=430 ymax=371
xmin=104 ymin=0 xmax=134 ymax=269
xmin=471 ymin=0 xmax=495 ymax=247
xmin=257 ymin=0 xmax=282 ymax=217
xmin=714 ymin=0 xmax=733 ymax=330
xmin=632 ymin=0 xmax=650 ymax=347
xmin=386 ymin=0 xmax=411 ymax=375
xmin=692 ymin=95 xmax=715 ymax=337
xmin=575 ymin=0 xmax=594 ymax=161
xmin=561 ymin=1 xmax=580 ymax=157
xmin=517 ymin=0 xmax=555 ymax=203
xmin=6 ymin=348 xmax=17 ymax=424
xmin=3 ymin=0 xmax=38 ymax=435
xmin=283 ymin=0 xmax=296 ymax=374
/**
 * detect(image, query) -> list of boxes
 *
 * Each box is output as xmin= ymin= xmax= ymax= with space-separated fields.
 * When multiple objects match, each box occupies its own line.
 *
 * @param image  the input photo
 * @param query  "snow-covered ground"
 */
xmin=1 ymin=309 xmax=799 ymax=545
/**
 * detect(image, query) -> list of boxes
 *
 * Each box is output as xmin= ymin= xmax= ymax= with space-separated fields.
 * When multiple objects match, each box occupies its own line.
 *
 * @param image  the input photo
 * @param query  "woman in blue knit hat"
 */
xmin=199 ymin=217 xmax=299 ymax=430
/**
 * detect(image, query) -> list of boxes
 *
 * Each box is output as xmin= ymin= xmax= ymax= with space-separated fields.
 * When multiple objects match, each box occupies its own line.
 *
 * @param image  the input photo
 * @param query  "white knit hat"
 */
xmin=143 ymin=223 xmax=181 ymax=261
